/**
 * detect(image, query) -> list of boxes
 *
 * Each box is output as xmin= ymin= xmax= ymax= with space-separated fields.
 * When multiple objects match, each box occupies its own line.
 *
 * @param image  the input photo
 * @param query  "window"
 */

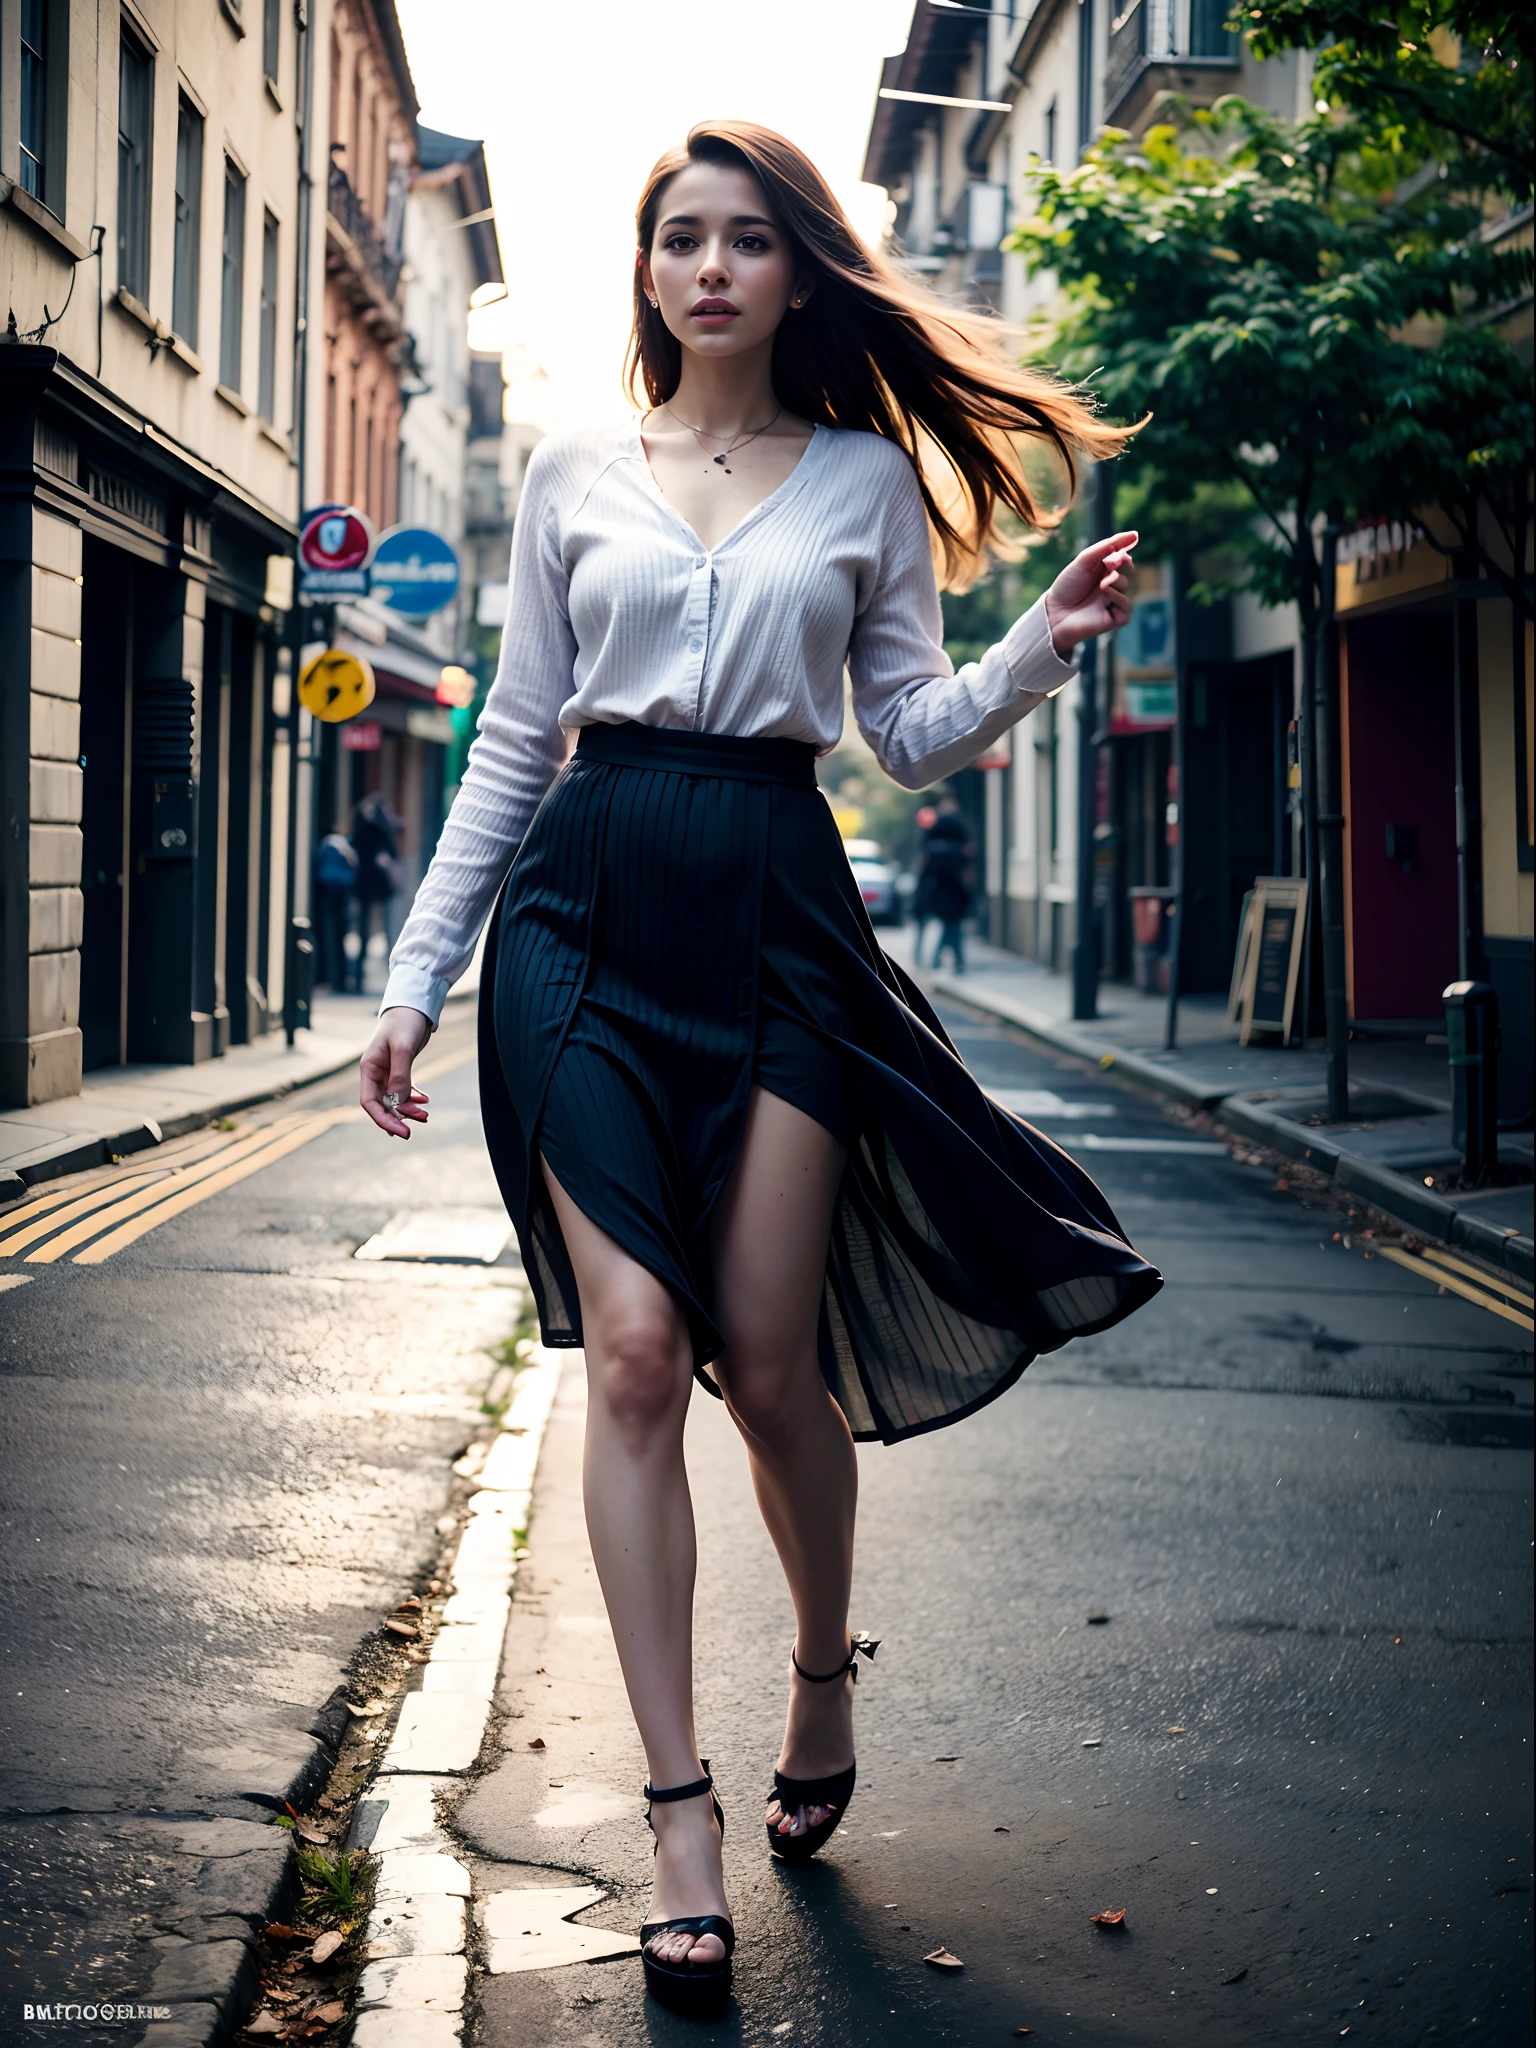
xmin=220 ymin=161 xmax=247 ymax=390
xmin=258 ymin=211 xmax=280 ymax=421
xmin=173 ymin=96 xmax=203 ymax=346
xmin=117 ymin=28 xmax=153 ymax=303
xmin=1043 ymin=98 xmax=1057 ymax=167
xmin=20 ymin=0 xmax=50 ymax=203
xmin=262 ymin=0 xmax=280 ymax=84
xmin=1189 ymin=0 xmax=1237 ymax=55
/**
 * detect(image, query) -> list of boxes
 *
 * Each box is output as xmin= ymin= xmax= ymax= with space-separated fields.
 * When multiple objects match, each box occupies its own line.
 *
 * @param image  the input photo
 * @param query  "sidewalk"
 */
xmin=0 ymin=942 xmax=481 ymax=1200
xmin=890 ymin=925 xmax=1533 ymax=1281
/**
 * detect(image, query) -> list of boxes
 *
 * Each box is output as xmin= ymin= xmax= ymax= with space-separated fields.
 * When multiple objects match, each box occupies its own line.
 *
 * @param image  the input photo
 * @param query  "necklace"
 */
xmin=660 ymin=401 xmax=783 ymax=475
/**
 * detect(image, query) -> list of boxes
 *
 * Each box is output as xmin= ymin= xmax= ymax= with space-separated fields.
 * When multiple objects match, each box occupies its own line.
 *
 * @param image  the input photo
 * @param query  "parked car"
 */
xmin=844 ymin=838 xmax=903 ymax=926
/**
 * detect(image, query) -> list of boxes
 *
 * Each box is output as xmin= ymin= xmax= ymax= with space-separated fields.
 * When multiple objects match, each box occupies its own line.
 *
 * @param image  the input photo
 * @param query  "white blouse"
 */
xmin=381 ymin=419 xmax=1075 ymax=1024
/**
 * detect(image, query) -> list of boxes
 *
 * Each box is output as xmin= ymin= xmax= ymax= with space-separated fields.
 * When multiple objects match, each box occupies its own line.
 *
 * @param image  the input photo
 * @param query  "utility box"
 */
xmin=1443 ymin=980 xmax=1499 ymax=1181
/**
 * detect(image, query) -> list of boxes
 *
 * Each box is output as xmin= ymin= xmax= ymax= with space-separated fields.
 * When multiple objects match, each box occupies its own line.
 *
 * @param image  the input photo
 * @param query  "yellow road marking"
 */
xmin=1376 ymin=1244 xmax=1535 ymax=1333
xmin=0 ymin=1169 xmax=177 ymax=1258
xmin=24 ymin=1115 xmax=312 ymax=1265
xmin=1416 ymin=1244 xmax=1533 ymax=1307
xmin=72 ymin=1109 xmax=355 ymax=1263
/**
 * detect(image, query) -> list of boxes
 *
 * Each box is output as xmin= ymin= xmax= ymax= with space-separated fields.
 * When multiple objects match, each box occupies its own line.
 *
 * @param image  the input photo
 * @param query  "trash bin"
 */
xmin=1443 ymin=979 xmax=1499 ymax=1181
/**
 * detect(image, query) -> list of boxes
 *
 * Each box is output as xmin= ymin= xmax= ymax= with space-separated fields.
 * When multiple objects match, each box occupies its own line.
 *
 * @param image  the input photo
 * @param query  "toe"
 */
xmin=688 ymin=1932 xmax=726 ymax=1966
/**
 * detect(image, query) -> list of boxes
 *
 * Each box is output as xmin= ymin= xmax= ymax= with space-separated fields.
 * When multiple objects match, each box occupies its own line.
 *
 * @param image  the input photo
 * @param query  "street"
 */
xmin=465 ymin=996 xmax=1533 ymax=2047
xmin=0 ymin=1015 xmax=519 ymax=2037
xmin=1 ymin=996 xmax=1530 ymax=2045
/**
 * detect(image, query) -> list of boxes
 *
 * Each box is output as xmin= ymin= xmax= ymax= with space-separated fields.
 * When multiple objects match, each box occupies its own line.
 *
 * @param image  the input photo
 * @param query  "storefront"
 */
xmin=1 ymin=348 xmax=295 ymax=1104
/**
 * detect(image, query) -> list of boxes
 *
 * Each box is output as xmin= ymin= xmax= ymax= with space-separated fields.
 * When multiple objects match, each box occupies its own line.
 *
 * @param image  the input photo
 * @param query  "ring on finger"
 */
xmin=381 ymin=1090 xmax=402 ymax=1113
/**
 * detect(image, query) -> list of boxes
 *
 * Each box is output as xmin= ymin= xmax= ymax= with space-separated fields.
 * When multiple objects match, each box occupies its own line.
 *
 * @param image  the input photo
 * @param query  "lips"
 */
xmin=689 ymin=298 xmax=738 ymax=320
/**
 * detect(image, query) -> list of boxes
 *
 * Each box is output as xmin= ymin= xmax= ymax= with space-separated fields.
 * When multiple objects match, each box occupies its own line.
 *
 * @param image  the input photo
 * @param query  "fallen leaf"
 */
xmin=345 ymin=1700 xmax=384 ymax=1718
xmin=295 ymin=1824 xmax=328 ymax=1846
xmin=264 ymin=1924 xmax=300 ymax=1941
xmin=311 ymin=1930 xmax=344 ymax=1965
xmin=1082 ymin=1738 xmax=1103 ymax=1748
xmin=1222 ymin=1967 xmax=1248 ymax=1984
xmin=1090 ymin=1908 xmax=1127 ymax=1928
xmin=924 ymin=1948 xmax=964 ymax=1970
xmin=1166 ymin=1726 xmax=1186 ymax=1735
xmin=317 ymin=1795 xmax=336 ymax=1811
xmin=527 ymin=1736 xmax=546 ymax=1749
xmin=384 ymin=1618 xmax=419 ymax=1639
xmin=244 ymin=2016 xmax=283 ymax=2037
xmin=397 ymin=1595 xmax=423 ymax=1611
xmin=313 ymin=2003 xmax=345 ymax=2024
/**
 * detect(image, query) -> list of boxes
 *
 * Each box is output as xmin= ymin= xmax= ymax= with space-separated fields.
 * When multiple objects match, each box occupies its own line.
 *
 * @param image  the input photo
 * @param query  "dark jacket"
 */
xmin=914 ymin=814 xmax=973 ymax=923
xmin=351 ymin=795 xmax=403 ymax=903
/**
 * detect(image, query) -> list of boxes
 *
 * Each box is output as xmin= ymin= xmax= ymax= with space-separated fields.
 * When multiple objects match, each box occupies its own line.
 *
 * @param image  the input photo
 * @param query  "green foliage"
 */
xmin=1008 ymin=96 xmax=1533 ymax=622
xmin=1236 ymin=0 xmax=1532 ymax=198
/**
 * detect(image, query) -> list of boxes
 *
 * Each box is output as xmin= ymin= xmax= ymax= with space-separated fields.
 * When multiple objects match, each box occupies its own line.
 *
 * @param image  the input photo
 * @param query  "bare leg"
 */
xmin=541 ymin=1161 xmax=727 ymax=1970
xmin=709 ymin=1088 xmax=858 ymax=1841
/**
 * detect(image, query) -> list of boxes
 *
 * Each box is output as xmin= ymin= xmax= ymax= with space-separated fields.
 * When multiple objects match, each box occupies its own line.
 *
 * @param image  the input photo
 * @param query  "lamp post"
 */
xmin=1072 ymin=462 xmax=1115 ymax=1021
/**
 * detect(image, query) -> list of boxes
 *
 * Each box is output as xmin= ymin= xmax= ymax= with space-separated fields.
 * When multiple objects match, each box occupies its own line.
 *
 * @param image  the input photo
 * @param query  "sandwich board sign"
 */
xmin=1232 ymin=876 xmax=1309 ymax=1045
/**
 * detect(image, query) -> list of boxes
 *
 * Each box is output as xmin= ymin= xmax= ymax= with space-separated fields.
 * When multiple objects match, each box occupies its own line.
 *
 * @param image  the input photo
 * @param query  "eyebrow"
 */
xmin=659 ymin=213 xmax=778 ymax=232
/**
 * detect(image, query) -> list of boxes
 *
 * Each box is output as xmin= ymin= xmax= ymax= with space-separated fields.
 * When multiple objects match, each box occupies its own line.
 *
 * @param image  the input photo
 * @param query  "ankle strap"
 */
xmin=643 ymin=1767 xmax=713 ymax=1805
xmin=790 ymin=1630 xmax=880 ymax=1686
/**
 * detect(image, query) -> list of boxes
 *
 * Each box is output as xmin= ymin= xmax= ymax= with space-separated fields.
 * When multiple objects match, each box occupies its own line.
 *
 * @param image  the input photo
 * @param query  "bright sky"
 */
xmin=393 ymin=0 xmax=915 ymax=434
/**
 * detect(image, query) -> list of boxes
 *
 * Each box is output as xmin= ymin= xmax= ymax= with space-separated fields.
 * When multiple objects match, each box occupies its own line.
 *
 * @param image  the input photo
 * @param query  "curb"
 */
xmin=2 ymin=986 xmax=478 ymax=1200
xmin=927 ymin=970 xmax=1237 ymax=1110
xmin=930 ymin=969 xmax=1534 ymax=1285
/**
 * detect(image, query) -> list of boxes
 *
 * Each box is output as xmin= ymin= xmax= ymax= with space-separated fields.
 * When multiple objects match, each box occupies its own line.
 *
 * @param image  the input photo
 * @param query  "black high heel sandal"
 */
xmin=639 ymin=1764 xmax=734 ymax=2019
xmin=766 ymin=1631 xmax=879 ymax=1865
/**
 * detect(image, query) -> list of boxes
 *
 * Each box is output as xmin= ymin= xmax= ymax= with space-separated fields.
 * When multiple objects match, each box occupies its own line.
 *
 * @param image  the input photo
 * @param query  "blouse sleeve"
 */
xmin=380 ymin=440 xmax=577 ymax=1024
xmin=847 ymin=452 xmax=1077 ymax=791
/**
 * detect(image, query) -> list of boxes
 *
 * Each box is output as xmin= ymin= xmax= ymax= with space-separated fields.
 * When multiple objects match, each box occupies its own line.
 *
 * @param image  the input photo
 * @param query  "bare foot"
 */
xmin=766 ymin=1644 xmax=855 ymax=1841
xmin=645 ymin=1785 xmax=731 ymax=1968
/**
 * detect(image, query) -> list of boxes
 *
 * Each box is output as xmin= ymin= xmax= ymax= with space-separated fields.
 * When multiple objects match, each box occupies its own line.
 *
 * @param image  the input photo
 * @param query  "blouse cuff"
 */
xmin=379 ymin=963 xmax=449 ymax=1029
xmin=999 ymin=594 xmax=1078 ymax=697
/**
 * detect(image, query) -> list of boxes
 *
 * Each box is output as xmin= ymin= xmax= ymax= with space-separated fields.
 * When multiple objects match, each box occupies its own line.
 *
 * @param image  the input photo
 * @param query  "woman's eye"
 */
xmin=663 ymin=235 xmax=697 ymax=252
xmin=736 ymin=235 xmax=769 ymax=252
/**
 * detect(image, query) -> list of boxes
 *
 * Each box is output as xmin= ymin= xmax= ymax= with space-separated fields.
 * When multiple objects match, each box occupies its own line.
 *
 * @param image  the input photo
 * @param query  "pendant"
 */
xmin=713 ymin=453 xmax=727 ymax=466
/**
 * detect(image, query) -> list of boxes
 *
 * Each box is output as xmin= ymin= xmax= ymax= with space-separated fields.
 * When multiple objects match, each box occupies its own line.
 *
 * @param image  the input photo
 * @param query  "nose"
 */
xmin=696 ymin=240 xmax=731 ymax=289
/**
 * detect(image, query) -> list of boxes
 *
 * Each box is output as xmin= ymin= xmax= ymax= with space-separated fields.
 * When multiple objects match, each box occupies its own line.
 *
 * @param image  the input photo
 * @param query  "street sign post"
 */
xmin=298 ymin=648 xmax=376 ymax=723
xmin=369 ymin=525 xmax=461 ymax=617
xmin=298 ymin=505 xmax=375 ymax=599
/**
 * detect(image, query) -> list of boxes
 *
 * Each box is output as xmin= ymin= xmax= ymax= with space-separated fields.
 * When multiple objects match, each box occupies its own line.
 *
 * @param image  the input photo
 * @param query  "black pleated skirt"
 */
xmin=478 ymin=721 xmax=1161 ymax=1445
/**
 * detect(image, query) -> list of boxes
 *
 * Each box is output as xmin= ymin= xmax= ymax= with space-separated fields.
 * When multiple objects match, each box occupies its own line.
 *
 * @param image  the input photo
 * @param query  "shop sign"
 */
xmin=299 ymin=648 xmax=377 ymax=723
xmin=1109 ymin=589 xmax=1177 ymax=733
xmin=341 ymin=721 xmax=383 ymax=752
xmin=370 ymin=526 xmax=460 ymax=617
xmin=435 ymin=665 xmax=477 ymax=707
xmin=298 ymin=505 xmax=375 ymax=598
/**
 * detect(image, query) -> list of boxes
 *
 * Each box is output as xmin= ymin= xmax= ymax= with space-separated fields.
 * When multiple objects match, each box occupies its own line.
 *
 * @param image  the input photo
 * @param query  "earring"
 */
xmin=647 ymin=296 xmax=658 ymax=309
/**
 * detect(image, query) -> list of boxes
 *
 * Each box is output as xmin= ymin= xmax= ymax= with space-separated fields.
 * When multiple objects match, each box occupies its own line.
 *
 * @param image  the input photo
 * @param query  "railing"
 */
xmin=1105 ymin=0 xmax=1237 ymax=122
xmin=327 ymin=162 xmax=402 ymax=300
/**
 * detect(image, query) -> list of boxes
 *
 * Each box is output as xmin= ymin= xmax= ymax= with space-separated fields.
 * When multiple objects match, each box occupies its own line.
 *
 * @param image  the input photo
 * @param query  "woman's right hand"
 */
xmin=360 ymin=1006 xmax=434 ymax=1139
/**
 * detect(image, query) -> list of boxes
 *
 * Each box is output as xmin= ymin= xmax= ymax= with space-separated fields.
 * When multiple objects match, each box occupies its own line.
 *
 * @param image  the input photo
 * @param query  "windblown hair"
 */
xmin=627 ymin=120 xmax=1132 ymax=587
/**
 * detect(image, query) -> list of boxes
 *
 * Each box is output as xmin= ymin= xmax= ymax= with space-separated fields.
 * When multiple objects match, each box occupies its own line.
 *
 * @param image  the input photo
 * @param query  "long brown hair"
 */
xmin=627 ymin=120 xmax=1131 ymax=587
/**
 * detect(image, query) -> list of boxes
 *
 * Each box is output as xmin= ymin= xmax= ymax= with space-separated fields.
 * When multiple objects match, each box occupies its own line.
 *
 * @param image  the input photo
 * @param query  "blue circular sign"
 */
xmin=370 ymin=526 xmax=461 ymax=617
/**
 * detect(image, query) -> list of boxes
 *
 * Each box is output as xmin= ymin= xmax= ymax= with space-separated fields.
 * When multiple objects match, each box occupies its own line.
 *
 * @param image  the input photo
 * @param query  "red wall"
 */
xmin=1343 ymin=610 xmax=1459 ymax=1021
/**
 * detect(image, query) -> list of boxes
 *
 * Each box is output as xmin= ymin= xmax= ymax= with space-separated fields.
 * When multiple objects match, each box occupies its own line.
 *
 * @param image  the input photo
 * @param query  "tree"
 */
xmin=1008 ymin=97 xmax=1533 ymax=628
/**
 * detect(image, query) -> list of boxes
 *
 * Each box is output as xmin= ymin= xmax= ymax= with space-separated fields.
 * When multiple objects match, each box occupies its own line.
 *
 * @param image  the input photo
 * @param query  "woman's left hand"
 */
xmin=1043 ymin=530 xmax=1138 ymax=656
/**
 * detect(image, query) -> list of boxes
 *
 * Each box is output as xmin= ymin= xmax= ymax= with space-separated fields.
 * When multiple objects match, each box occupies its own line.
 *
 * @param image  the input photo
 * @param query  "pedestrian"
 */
xmin=313 ymin=824 xmax=359 ymax=992
xmin=360 ymin=121 xmax=1157 ymax=2019
xmin=350 ymin=790 xmax=403 ymax=992
xmin=916 ymin=801 xmax=973 ymax=972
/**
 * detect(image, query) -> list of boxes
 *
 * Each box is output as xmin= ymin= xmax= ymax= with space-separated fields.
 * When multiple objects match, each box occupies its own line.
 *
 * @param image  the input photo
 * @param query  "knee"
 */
xmin=592 ymin=1315 xmax=689 ymax=1447
xmin=720 ymin=1350 xmax=806 ymax=1447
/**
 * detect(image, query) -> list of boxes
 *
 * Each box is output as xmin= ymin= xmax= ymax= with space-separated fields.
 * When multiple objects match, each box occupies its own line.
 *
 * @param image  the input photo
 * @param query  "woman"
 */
xmin=360 ymin=121 xmax=1160 ymax=2019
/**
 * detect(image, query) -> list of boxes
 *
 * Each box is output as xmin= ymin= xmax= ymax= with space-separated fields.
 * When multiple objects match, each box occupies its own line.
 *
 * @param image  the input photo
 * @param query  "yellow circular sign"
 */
xmin=299 ymin=648 xmax=376 ymax=724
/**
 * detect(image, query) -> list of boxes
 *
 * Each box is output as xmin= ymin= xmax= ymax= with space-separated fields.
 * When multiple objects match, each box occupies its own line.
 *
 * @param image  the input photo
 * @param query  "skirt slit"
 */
xmin=479 ymin=721 xmax=1161 ymax=1445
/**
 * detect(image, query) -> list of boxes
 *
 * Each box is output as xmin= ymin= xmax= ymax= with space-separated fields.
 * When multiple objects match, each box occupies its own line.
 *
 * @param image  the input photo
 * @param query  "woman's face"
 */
xmin=641 ymin=160 xmax=804 ymax=363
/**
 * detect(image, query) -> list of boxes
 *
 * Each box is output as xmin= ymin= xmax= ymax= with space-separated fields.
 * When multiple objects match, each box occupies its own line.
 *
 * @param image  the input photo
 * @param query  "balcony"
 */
xmin=326 ymin=162 xmax=404 ymax=320
xmin=1104 ymin=0 xmax=1240 ymax=132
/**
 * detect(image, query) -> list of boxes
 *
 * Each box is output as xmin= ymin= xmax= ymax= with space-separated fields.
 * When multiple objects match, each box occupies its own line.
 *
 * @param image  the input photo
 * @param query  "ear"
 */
xmin=789 ymin=277 xmax=815 ymax=310
xmin=637 ymin=251 xmax=657 ymax=309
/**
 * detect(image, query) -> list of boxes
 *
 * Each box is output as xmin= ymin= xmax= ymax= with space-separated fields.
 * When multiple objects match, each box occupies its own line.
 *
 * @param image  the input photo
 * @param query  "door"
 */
xmin=77 ymin=541 xmax=132 ymax=1070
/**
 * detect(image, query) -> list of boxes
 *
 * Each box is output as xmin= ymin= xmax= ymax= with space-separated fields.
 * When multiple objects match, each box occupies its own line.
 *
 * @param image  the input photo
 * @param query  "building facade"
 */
xmin=1 ymin=0 xmax=328 ymax=1106
xmin=863 ymin=1 xmax=1530 ymax=1102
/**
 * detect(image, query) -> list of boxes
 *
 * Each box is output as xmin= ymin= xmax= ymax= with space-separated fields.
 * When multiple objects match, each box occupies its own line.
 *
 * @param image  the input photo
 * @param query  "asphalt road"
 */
xmin=0 ymin=1022 xmax=518 ymax=2033
xmin=463 ymin=997 xmax=1534 ymax=2048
